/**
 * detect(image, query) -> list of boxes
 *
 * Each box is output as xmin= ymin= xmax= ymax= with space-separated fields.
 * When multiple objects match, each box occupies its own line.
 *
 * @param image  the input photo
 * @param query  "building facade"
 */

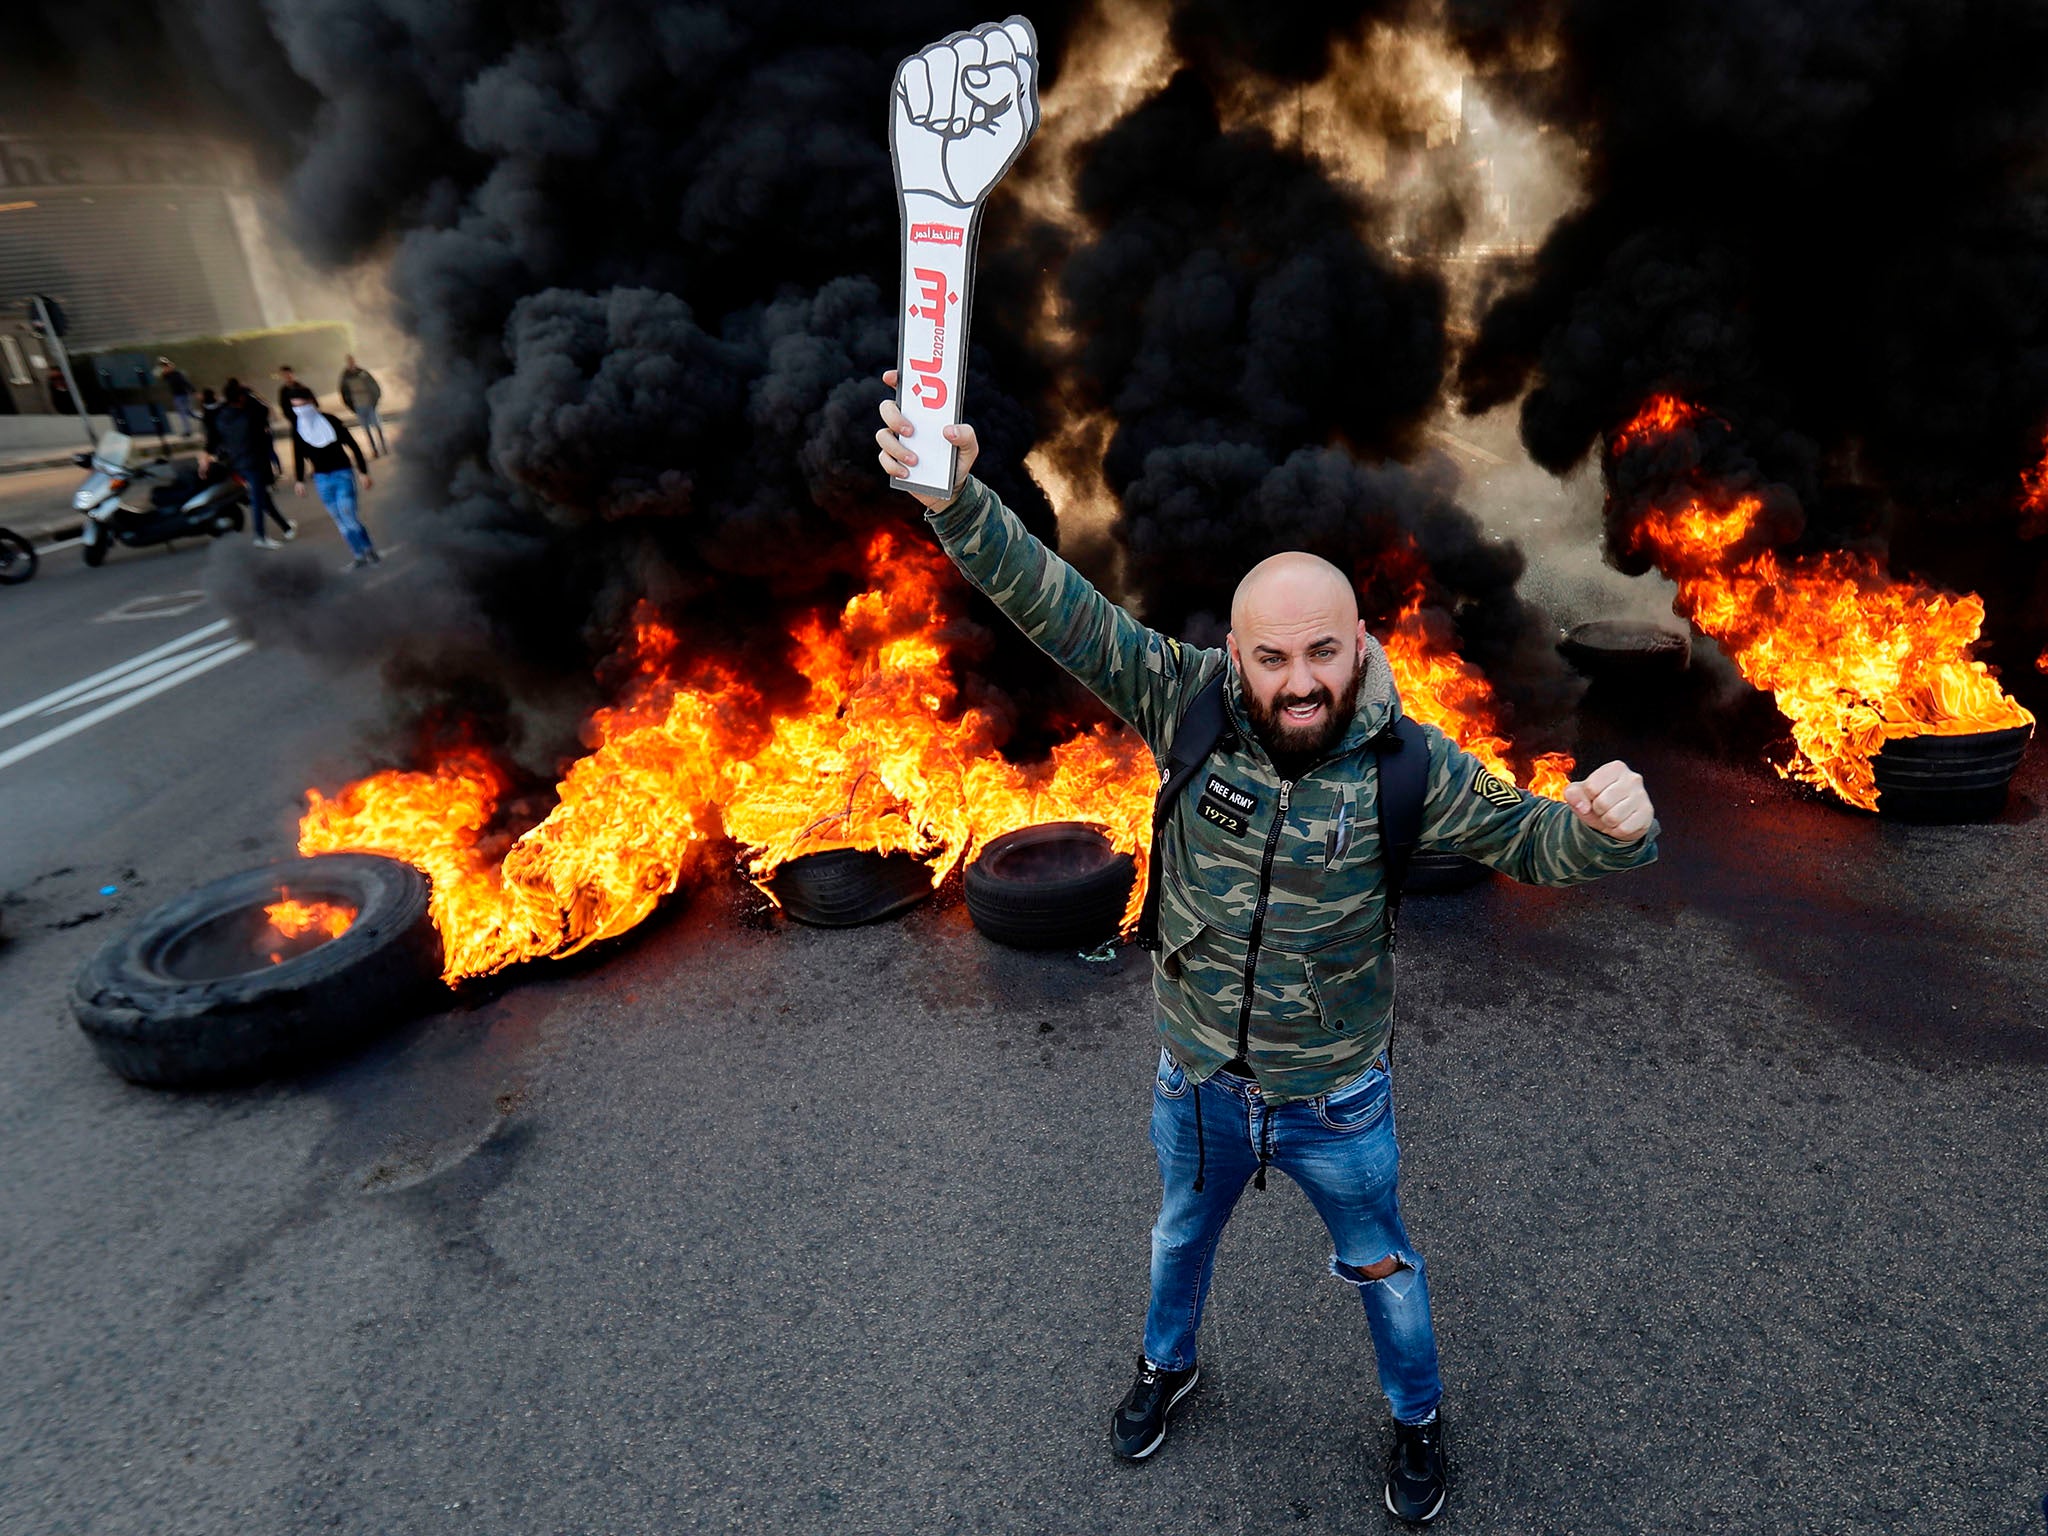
xmin=0 ymin=134 xmax=296 ymax=365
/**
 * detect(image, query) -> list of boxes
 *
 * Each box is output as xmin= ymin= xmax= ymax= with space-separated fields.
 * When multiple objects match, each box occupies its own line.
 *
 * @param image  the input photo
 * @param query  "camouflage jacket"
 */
xmin=927 ymin=476 xmax=1661 ymax=1103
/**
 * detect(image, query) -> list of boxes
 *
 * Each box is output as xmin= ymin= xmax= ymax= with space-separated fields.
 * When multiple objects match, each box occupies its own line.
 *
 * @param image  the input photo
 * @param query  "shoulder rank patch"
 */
xmin=1470 ymin=766 xmax=1522 ymax=809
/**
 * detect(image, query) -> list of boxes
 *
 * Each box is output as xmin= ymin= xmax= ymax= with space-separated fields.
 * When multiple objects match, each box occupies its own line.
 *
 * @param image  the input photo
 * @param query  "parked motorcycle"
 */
xmin=72 ymin=430 xmax=247 ymax=567
xmin=0 ymin=526 xmax=35 ymax=584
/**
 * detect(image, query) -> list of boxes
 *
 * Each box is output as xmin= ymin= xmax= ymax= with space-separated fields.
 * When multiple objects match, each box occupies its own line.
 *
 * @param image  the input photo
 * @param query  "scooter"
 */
xmin=72 ymin=430 xmax=247 ymax=568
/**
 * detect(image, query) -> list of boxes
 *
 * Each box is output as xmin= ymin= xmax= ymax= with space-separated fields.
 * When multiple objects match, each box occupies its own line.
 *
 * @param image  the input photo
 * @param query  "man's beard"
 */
xmin=1244 ymin=658 xmax=1366 ymax=775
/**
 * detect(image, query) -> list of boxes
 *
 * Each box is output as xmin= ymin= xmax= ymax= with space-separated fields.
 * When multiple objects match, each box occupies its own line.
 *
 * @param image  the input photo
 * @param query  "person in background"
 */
xmin=202 ymin=380 xmax=294 ymax=549
xmin=275 ymin=364 xmax=314 ymax=419
xmin=45 ymin=366 xmax=73 ymax=417
xmin=290 ymin=394 xmax=379 ymax=568
xmin=337 ymin=354 xmax=386 ymax=457
xmin=157 ymin=357 xmax=196 ymax=437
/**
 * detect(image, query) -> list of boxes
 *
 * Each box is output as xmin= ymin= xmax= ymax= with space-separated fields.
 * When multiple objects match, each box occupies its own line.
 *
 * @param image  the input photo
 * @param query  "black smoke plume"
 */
xmin=7 ymin=0 xmax=1587 ymax=781
xmin=1060 ymin=66 xmax=1581 ymax=746
xmin=1450 ymin=0 xmax=2048 ymax=691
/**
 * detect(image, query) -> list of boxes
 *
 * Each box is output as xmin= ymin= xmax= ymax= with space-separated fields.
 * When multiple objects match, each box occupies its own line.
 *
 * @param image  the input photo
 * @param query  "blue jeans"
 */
xmin=312 ymin=469 xmax=374 ymax=557
xmin=355 ymin=405 xmax=386 ymax=455
xmin=1144 ymin=1047 xmax=1443 ymax=1424
xmin=171 ymin=393 xmax=194 ymax=436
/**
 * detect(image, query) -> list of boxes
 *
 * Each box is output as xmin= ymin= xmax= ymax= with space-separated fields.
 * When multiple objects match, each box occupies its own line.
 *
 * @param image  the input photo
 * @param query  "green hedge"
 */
xmin=80 ymin=321 xmax=358 ymax=408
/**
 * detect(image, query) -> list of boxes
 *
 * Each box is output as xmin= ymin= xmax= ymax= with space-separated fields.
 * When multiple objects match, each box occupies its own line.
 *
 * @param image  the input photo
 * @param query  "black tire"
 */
xmin=1558 ymin=619 xmax=1690 ymax=684
xmin=767 ymin=847 xmax=936 ymax=927
xmin=82 ymin=532 xmax=109 ymax=567
xmin=1871 ymin=723 xmax=2034 ymax=823
xmin=1401 ymin=848 xmax=1492 ymax=895
xmin=72 ymin=854 xmax=444 ymax=1089
xmin=963 ymin=821 xmax=1137 ymax=950
xmin=0 ymin=528 xmax=35 ymax=584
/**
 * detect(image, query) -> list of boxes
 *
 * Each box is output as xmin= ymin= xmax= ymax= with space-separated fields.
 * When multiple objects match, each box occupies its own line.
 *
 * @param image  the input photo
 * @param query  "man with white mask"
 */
xmin=290 ymin=395 xmax=380 ymax=568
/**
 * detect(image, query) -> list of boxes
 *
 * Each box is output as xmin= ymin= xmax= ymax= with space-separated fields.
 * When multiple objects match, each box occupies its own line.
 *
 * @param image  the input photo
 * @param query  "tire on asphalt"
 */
xmin=72 ymin=853 xmax=444 ymax=1089
xmin=1558 ymin=619 xmax=1691 ymax=685
xmin=767 ymin=847 xmax=937 ymax=927
xmin=1871 ymin=723 xmax=2034 ymax=822
xmin=963 ymin=822 xmax=1137 ymax=950
xmin=82 ymin=533 xmax=109 ymax=567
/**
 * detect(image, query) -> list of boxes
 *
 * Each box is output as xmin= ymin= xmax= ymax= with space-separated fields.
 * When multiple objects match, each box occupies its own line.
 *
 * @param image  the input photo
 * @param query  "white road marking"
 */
xmin=0 ymin=619 xmax=231 ymax=733
xmin=50 ymin=638 xmax=244 ymax=712
xmin=0 ymin=641 xmax=255 ymax=773
xmin=97 ymin=590 xmax=209 ymax=623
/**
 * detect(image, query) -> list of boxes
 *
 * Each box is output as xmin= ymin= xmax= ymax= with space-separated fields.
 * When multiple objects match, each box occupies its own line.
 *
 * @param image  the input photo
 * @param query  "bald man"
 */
xmin=878 ymin=388 xmax=1658 ymax=1526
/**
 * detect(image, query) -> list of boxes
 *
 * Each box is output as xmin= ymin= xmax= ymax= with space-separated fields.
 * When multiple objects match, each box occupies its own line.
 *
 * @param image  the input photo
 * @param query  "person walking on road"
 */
xmin=290 ymin=397 xmax=379 ymax=568
xmin=275 ymin=365 xmax=314 ymax=419
xmin=877 ymin=381 xmax=1662 ymax=1526
xmin=201 ymin=380 xmax=294 ymax=549
xmin=157 ymin=357 xmax=196 ymax=437
xmin=338 ymin=354 xmax=386 ymax=457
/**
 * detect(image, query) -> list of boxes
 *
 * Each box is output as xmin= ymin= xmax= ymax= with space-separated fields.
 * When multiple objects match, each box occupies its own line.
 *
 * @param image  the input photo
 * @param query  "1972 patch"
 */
xmin=1469 ymin=767 xmax=1522 ymax=809
xmin=1195 ymin=773 xmax=1259 ymax=836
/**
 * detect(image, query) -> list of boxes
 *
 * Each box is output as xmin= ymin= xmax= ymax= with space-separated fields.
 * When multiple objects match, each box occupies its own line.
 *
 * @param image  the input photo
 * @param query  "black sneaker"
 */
xmin=1110 ymin=1358 xmax=1199 ymax=1460
xmin=1384 ymin=1415 xmax=1447 ymax=1524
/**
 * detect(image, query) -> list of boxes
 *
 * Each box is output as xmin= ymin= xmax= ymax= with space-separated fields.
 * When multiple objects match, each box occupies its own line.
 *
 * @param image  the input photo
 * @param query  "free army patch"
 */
xmin=1196 ymin=773 xmax=1259 ymax=837
xmin=1470 ymin=766 xmax=1522 ymax=809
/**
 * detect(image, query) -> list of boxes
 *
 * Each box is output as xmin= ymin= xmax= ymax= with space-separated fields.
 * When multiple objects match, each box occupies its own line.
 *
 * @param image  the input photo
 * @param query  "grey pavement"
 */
xmin=1 ymin=522 xmax=2044 ymax=1534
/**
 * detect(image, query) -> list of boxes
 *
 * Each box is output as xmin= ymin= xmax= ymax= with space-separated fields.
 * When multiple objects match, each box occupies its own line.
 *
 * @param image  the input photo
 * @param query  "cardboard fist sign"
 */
xmin=890 ymin=16 xmax=1040 ymax=498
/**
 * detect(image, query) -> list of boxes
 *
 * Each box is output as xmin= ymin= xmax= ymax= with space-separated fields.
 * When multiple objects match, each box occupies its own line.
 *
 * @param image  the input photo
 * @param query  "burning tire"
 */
xmin=1559 ymin=619 xmax=1691 ymax=684
xmin=1401 ymin=848 xmax=1492 ymax=895
xmin=767 ymin=847 xmax=936 ymax=927
xmin=1871 ymin=724 xmax=2034 ymax=823
xmin=72 ymin=854 xmax=443 ymax=1089
xmin=963 ymin=822 xmax=1137 ymax=950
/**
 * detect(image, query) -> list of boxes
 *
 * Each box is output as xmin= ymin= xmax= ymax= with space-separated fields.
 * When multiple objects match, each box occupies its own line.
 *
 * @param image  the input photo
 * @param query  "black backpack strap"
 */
xmin=1372 ymin=715 xmax=1430 ymax=942
xmin=1135 ymin=671 xmax=1231 ymax=951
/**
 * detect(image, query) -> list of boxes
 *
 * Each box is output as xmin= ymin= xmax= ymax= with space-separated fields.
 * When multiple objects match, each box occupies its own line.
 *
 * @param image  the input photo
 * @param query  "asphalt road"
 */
xmin=0 ymin=462 xmax=97 ymax=543
xmin=2 ymin=525 xmax=2045 ymax=1534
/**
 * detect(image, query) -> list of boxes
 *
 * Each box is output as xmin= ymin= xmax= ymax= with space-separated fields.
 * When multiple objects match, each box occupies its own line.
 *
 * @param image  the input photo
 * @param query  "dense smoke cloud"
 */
xmin=7 ymin=0 xmax=1596 ymax=778
xmin=1448 ymin=0 xmax=2048 ymax=685
xmin=10 ymin=2 xmax=1092 ymax=776
xmin=1059 ymin=66 xmax=1579 ymax=741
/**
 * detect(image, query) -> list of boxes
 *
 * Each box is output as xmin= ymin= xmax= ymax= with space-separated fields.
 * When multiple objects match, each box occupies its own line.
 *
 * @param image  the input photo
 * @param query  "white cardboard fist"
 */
xmin=889 ymin=16 xmax=1040 ymax=498
xmin=892 ymin=18 xmax=1039 ymax=207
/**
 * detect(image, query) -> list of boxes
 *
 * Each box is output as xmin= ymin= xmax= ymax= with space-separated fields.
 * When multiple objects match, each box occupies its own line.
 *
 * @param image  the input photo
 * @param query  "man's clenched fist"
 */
xmin=1562 ymin=761 xmax=1656 ymax=842
xmin=892 ymin=17 xmax=1038 ymax=207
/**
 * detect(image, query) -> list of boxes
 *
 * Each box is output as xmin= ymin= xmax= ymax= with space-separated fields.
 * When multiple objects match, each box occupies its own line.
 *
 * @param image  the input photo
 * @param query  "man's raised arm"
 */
xmin=877 ymin=376 xmax=1210 ymax=750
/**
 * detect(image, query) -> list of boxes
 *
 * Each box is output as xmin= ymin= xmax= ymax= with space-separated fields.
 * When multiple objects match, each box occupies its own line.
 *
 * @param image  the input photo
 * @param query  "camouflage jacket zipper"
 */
xmin=1233 ymin=779 xmax=1293 ymax=1064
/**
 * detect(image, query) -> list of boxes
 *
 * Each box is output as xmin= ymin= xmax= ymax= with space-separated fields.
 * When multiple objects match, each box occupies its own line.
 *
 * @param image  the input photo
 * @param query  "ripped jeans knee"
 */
xmin=1331 ymin=1250 xmax=1423 ymax=1300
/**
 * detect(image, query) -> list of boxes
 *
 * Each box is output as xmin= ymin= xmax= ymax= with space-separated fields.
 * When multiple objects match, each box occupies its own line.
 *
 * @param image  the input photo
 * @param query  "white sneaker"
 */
xmin=253 ymin=536 xmax=283 ymax=550
xmin=280 ymin=522 xmax=298 ymax=541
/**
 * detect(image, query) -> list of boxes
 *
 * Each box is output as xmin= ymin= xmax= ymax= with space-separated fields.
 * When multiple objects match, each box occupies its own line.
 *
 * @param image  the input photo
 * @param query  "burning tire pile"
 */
xmin=73 ymin=855 xmax=442 ymax=1088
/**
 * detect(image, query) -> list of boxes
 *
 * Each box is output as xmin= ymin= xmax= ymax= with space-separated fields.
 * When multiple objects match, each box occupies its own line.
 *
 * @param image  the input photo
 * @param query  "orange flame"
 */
xmin=294 ymin=527 xmax=1567 ymax=981
xmin=295 ymin=533 xmax=1156 ymax=982
xmin=1609 ymin=394 xmax=1703 ymax=456
xmin=2021 ymin=427 xmax=2048 ymax=538
xmin=1616 ymin=397 xmax=2034 ymax=810
xmin=1382 ymin=599 xmax=1574 ymax=799
xmin=265 ymin=893 xmax=357 ymax=941
xmin=264 ymin=891 xmax=357 ymax=965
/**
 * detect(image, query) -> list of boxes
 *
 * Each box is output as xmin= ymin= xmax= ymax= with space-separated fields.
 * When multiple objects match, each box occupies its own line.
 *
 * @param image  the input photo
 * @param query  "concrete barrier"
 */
xmin=0 ymin=415 xmax=110 ymax=454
